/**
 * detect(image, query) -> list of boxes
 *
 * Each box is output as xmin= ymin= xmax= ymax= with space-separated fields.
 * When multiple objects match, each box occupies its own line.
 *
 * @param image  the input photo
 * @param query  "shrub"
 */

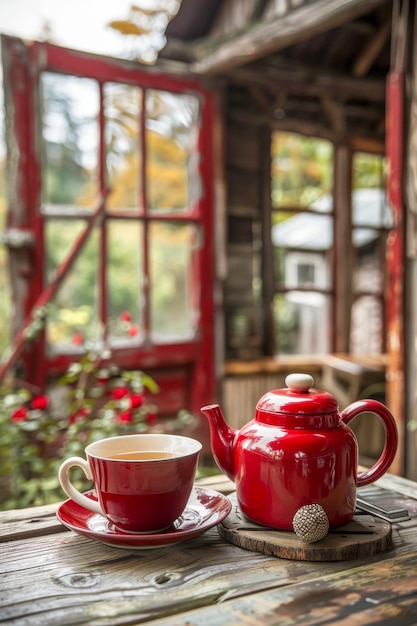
xmin=0 ymin=348 xmax=195 ymax=509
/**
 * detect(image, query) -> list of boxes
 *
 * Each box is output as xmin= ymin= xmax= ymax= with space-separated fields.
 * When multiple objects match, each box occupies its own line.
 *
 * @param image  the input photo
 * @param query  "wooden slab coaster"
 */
xmin=218 ymin=493 xmax=392 ymax=562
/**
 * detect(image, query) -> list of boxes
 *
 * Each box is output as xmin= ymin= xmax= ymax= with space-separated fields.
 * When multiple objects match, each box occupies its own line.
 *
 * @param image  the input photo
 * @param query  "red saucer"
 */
xmin=57 ymin=486 xmax=232 ymax=549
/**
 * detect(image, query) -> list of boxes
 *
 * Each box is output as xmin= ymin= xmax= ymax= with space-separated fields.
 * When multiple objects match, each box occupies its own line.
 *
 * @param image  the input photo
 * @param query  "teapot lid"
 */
xmin=256 ymin=373 xmax=338 ymax=415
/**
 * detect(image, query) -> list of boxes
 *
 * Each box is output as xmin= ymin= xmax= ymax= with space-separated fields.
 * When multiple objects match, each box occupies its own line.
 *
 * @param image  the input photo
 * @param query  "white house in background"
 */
xmin=272 ymin=189 xmax=393 ymax=354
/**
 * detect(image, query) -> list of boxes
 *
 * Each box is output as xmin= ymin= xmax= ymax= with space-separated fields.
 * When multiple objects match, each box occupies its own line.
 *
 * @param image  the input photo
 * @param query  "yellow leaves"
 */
xmin=146 ymin=130 xmax=187 ymax=209
xmin=147 ymin=130 xmax=186 ymax=163
xmin=106 ymin=2 xmax=183 ymax=62
xmin=107 ymin=154 xmax=141 ymax=210
xmin=108 ymin=20 xmax=151 ymax=37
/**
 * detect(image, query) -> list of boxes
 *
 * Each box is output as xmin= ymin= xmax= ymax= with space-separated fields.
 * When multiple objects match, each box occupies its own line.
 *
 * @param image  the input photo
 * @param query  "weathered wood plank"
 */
xmin=0 ymin=512 xmax=411 ymax=625
xmin=0 ymin=528 xmax=352 ymax=625
xmin=0 ymin=512 xmax=67 ymax=542
xmin=352 ymin=17 xmax=391 ymax=77
xmin=0 ymin=476 xmax=417 ymax=625
xmin=230 ymin=65 xmax=386 ymax=102
xmin=0 ymin=501 xmax=65 ymax=542
xmin=191 ymin=0 xmax=387 ymax=74
xmin=148 ymin=552 xmax=417 ymax=625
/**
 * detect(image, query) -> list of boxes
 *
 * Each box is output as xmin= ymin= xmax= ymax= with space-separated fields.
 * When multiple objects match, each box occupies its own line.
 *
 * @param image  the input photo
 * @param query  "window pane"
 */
xmin=41 ymin=72 xmax=99 ymax=210
xmin=150 ymin=222 xmax=199 ymax=341
xmin=274 ymin=292 xmax=330 ymax=354
xmin=107 ymin=220 xmax=143 ymax=343
xmin=45 ymin=220 xmax=87 ymax=275
xmin=352 ymin=236 xmax=383 ymax=294
xmin=271 ymin=132 xmax=333 ymax=208
xmin=350 ymin=295 xmax=383 ymax=354
xmin=351 ymin=153 xmax=388 ymax=353
xmin=271 ymin=132 xmax=333 ymax=356
xmin=353 ymin=152 xmax=386 ymax=190
xmin=146 ymin=89 xmax=201 ymax=214
xmin=104 ymin=83 xmax=141 ymax=212
xmin=273 ymin=212 xmax=332 ymax=289
xmin=352 ymin=188 xmax=392 ymax=229
xmin=45 ymin=220 xmax=99 ymax=348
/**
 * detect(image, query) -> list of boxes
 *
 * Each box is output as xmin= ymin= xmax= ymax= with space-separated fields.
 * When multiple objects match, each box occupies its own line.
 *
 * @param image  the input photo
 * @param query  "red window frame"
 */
xmin=2 ymin=35 xmax=215 ymax=417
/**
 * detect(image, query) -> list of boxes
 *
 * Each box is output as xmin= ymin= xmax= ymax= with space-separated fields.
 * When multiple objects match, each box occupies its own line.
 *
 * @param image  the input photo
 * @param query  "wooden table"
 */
xmin=2 ymin=472 xmax=417 ymax=625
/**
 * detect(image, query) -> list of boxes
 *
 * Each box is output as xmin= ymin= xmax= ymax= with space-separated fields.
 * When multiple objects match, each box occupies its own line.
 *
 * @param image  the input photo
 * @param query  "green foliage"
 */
xmin=353 ymin=152 xmax=386 ymax=190
xmin=0 ymin=349 xmax=195 ymax=510
xmin=271 ymin=132 xmax=333 ymax=208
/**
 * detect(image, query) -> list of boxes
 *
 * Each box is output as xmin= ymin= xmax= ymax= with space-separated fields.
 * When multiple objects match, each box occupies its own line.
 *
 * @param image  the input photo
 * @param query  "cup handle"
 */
xmin=341 ymin=399 xmax=398 ymax=487
xmin=58 ymin=456 xmax=103 ymax=515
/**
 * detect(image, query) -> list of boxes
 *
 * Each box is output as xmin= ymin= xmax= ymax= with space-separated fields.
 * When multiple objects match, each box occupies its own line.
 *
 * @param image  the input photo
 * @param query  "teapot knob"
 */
xmin=285 ymin=373 xmax=314 ymax=393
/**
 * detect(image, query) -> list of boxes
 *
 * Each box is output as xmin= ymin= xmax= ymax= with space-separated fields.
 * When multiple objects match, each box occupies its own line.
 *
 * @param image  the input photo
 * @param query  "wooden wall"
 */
xmin=223 ymin=111 xmax=268 ymax=360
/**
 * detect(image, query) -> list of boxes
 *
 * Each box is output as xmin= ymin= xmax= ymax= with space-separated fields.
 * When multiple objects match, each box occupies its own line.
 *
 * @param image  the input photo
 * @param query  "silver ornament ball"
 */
xmin=292 ymin=503 xmax=329 ymax=543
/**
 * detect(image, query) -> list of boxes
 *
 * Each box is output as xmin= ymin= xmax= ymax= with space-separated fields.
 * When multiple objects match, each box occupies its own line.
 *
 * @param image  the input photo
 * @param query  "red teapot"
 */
xmin=201 ymin=373 xmax=398 ymax=530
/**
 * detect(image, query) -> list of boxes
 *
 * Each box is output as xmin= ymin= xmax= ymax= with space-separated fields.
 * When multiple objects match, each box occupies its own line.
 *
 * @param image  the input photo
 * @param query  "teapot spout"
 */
xmin=200 ymin=404 xmax=237 ymax=481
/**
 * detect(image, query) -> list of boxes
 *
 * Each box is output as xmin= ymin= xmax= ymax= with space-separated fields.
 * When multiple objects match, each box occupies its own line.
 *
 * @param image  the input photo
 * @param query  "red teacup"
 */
xmin=58 ymin=434 xmax=202 ymax=532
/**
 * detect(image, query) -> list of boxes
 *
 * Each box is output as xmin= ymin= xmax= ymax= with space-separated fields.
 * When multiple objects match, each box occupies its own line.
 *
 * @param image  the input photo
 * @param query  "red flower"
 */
xmin=111 ymin=386 xmax=129 ymax=400
xmin=145 ymin=412 xmax=157 ymax=425
xmin=11 ymin=406 xmax=29 ymax=422
xmin=128 ymin=325 xmax=139 ymax=336
xmin=31 ymin=395 xmax=49 ymax=410
xmin=69 ymin=406 xmax=89 ymax=424
xmin=118 ymin=411 xmax=132 ymax=423
xmin=130 ymin=393 xmax=144 ymax=408
xmin=72 ymin=333 xmax=84 ymax=346
xmin=120 ymin=311 xmax=132 ymax=322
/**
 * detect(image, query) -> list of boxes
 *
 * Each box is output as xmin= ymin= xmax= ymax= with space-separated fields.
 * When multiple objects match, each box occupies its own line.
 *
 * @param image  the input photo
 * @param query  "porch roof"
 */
xmin=163 ymin=0 xmax=392 ymax=145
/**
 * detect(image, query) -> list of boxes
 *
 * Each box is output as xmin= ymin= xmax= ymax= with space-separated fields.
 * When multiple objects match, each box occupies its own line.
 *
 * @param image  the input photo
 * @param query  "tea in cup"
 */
xmin=58 ymin=433 xmax=202 ymax=533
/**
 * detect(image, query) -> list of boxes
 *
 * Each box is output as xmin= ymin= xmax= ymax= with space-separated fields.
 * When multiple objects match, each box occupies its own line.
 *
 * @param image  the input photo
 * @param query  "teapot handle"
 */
xmin=340 ymin=399 xmax=398 ymax=487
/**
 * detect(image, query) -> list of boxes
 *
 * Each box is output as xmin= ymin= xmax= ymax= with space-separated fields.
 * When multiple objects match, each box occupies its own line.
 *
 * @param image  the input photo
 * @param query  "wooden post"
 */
xmin=333 ymin=144 xmax=352 ymax=353
xmin=385 ymin=0 xmax=410 ymax=476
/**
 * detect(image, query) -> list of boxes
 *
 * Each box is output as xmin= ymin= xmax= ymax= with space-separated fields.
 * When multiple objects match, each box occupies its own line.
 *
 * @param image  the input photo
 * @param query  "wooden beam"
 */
xmin=229 ymin=66 xmax=386 ymax=102
xmin=352 ymin=17 xmax=392 ymax=77
xmin=243 ymin=89 xmax=383 ymax=121
xmin=190 ymin=0 xmax=387 ymax=74
xmin=229 ymin=106 xmax=384 ymax=145
xmin=348 ymin=135 xmax=385 ymax=154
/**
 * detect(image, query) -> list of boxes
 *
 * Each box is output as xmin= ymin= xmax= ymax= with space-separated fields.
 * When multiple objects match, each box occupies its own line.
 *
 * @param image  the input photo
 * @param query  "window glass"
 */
xmin=45 ymin=220 xmax=99 ymax=348
xmin=104 ymin=83 xmax=141 ymax=212
xmin=352 ymin=237 xmax=383 ymax=295
xmin=149 ymin=221 xmax=199 ymax=341
xmin=273 ymin=212 xmax=332 ymax=290
xmin=351 ymin=295 xmax=383 ymax=354
xmin=107 ymin=219 xmax=143 ymax=343
xmin=271 ymin=132 xmax=333 ymax=355
xmin=350 ymin=153 xmax=388 ymax=353
xmin=41 ymin=82 xmax=204 ymax=350
xmin=271 ymin=132 xmax=333 ymax=208
xmin=41 ymin=72 xmax=99 ymax=211
xmin=146 ymin=89 xmax=200 ymax=214
xmin=45 ymin=219 xmax=87 ymax=274
xmin=274 ymin=292 xmax=330 ymax=355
